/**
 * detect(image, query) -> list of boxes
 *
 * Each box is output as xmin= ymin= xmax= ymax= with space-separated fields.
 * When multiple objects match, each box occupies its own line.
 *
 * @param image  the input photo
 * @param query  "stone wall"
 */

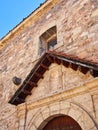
xmin=26 ymin=63 xmax=94 ymax=102
xmin=0 ymin=0 xmax=98 ymax=129
xmin=0 ymin=0 xmax=98 ymax=105
xmin=15 ymin=79 xmax=98 ymax=130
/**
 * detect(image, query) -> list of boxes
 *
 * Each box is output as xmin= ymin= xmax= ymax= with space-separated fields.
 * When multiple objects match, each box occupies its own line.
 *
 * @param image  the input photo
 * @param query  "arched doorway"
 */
xmin=43 ymin=115 xmax=82 ymax=130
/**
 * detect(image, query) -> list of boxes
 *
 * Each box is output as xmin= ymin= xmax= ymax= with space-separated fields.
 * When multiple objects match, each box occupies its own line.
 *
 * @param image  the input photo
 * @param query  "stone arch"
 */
xmin=27 ymin=101 xmax=97 ymax=130
xmin=41 ymin=115 xmax=82 ymax=130
xmin=39 ymin=21 xmax=57 ymax=36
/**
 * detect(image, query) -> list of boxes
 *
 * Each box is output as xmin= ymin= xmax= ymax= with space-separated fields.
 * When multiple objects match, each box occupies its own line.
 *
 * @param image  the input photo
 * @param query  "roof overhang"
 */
xmin=9 ymin=51 xmax=98 ymax=105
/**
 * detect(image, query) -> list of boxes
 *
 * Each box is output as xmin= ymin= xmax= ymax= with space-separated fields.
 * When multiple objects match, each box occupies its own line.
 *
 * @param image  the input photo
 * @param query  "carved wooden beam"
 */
xmin=90 ymin=69 xmax=98 ymax=77
xmin=35 ymin=72 xmax=43 ymax=78
xmin=40 ymin=64 xmax=48 ymax=70
xmin=62 ymin=61 xmax=69 ymax=68
xmin=54 ymin=57 xmax=61 ymax=65
xmin=78 ymin=66 xmax=89 ymax=74
xmin=21 ymin=89 xmax=32 ymax=95
xmin=15 ymin=97 xmax=25 ymax=103
xmin=70 ymin=63 xmax=78 ymax=71
xmin=46 ymin=55 xmax=53 ymax=63
xmin=28 ymin=81 xmax=37 ymax=87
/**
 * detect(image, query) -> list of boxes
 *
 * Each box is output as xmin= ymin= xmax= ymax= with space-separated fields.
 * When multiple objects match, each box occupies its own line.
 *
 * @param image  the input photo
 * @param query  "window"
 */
xmin=39 ymin=26 xmax=57 ymax=55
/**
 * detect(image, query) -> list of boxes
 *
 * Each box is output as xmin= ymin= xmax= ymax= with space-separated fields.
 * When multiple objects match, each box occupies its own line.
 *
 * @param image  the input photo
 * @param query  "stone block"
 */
xmin=91 ymin=9 xmax=98 ymax=17
xmin=19 ymin=126 xmax=24 ymax=130
xmin=72 ymin=94 xmax=94 ymax=112
xmin=60 ymin=100 xmax=71 ymax=110
xmin=41 ymin=106 xmax=50 ymax=120
xmin=29 ymin=125 xmax=36 ymax=130
xmin=68 ymin=107 xmax=82 ymax=121
xmin=33 ymin=113 xmax=44 ymax=128
xmin=83 ymin=113 xmax=95 ymax=129
xmin=49 ymin=102 xmax=60 ymax=115
xmin=77 ymin=50 xmax=88 ymax=59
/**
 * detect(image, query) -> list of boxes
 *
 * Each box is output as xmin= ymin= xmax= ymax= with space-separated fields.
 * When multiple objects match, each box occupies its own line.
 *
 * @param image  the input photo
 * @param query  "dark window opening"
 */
xmin=39 ymin=26 xmax=57 ymax=55
xmin=48 ymin=38 xmax=57 ymax=50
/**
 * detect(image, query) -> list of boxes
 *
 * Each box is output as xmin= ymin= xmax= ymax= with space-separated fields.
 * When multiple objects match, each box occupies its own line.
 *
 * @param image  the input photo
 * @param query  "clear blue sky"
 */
xmin=0 ymin=0 xmax=45 ymax=39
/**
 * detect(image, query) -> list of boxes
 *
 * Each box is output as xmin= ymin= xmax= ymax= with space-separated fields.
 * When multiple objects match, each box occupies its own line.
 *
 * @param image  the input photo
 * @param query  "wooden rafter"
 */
xmin=9 ymin=51 xmax=98 ymax=105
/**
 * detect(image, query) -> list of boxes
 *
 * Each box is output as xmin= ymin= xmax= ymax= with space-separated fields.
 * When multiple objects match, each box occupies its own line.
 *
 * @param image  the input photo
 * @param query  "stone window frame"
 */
xmin=39 ymin=26 xmax=57 ymax=55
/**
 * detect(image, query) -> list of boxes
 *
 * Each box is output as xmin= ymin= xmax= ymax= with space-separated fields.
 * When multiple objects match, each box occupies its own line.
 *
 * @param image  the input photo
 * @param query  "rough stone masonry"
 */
xmin=0 ymin=0 xmax=98 ymax=129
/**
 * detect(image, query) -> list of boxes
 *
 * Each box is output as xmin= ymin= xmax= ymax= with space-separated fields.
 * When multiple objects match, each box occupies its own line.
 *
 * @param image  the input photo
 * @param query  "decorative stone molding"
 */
xmin=26 ymin=100 xmax=98 ymax=130
xmin=15 ymin=78 xmax=98 ymax=129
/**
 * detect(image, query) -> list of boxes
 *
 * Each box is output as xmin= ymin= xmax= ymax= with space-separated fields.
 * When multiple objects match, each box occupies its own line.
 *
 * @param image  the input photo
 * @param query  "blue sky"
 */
xmin=0 ymin=0 xmax=45 ymax=39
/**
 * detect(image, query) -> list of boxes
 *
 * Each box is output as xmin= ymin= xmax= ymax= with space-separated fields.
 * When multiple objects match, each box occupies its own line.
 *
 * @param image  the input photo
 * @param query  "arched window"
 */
xmin=39 ymin=26 xmax=57 ymax=55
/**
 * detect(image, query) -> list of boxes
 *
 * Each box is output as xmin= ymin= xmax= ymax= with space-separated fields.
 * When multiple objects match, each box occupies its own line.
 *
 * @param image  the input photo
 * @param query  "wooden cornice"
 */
xmin=9 ymin=51 xmax=98 ymax=105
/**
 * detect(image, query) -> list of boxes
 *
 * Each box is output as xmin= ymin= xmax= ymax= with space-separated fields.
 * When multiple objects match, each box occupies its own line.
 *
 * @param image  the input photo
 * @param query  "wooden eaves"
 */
xmin=9 ymin=51 xmax=98 ymax=105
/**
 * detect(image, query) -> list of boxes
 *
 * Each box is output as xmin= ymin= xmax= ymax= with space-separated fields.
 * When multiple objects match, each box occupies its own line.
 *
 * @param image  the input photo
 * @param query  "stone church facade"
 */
xmin=0 ymin=0 xmax=98 ymax=129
